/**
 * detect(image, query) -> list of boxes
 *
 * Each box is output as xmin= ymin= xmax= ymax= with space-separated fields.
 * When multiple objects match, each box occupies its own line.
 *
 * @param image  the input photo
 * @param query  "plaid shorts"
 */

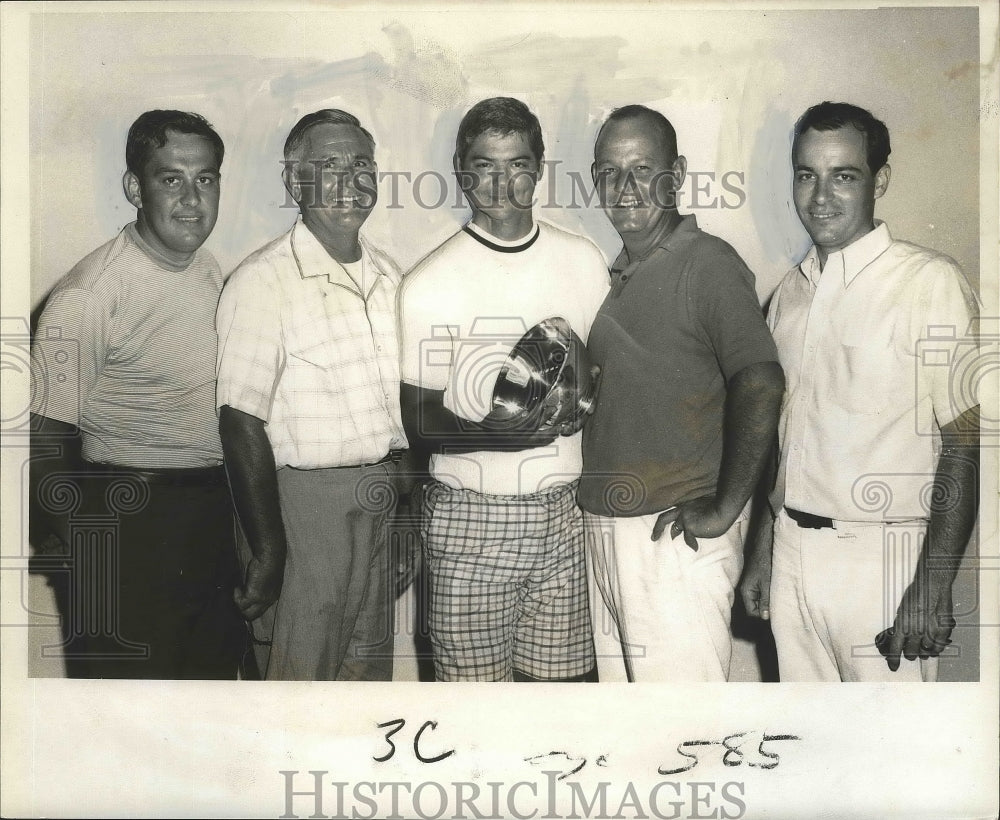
xmin=421 ymin=479 xmax=595 ymax=681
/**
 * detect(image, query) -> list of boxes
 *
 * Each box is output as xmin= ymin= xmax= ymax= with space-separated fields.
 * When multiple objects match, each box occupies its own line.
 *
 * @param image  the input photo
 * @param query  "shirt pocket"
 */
xmin=285 ymin=305 xmax=357 ymax=371
xmin=828 ymin=334 xmax=904 ymax=416
xmin=288 ymin=335 xmax=339 ymax=369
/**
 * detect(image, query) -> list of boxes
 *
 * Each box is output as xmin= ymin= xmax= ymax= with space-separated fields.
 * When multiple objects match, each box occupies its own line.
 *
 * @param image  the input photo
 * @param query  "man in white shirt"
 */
xmin=398 ymin=97 xmax=610 ymax=681
xmin=216 ymin=109 xmax=407 ymax=680
xmin=741 ymin=101 xmax=980 ymax=681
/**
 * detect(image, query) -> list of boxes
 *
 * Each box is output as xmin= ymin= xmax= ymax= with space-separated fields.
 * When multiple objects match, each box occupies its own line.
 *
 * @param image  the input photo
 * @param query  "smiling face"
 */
xmin=285 ymin=122 xmax=377 ymax=240
xmin=592 ymin=115 xmax=686 ymax=251
xmin=124 ymin=130 xmax=221 ymax=265
xmin=457 ymin=129 xmax=540 ymax=238
xmin=792 ymin=126 xmax=890 ymax=265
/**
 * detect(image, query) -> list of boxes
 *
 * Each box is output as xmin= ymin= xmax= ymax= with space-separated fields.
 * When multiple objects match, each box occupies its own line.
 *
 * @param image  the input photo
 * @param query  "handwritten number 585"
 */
xmin=658 ymin=732 xmax=800 ymax=775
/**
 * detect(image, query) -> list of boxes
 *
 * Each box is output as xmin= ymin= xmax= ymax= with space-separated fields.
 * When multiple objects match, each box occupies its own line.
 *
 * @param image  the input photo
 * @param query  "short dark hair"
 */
xmin=456 ymin=97 xmax=545 ymax=165
xmin=125 ymin=110 xmax=224 ymax=176
xmin=283 ymin=109 xmax=375 ymax=160
xmin=793 ymin=101 xmax=891 ymax=173
xmin=597 ymin=104 xmax=679 ymax=160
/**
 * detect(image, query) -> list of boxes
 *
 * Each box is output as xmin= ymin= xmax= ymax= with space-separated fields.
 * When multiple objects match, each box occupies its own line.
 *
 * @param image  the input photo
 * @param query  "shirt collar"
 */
xmin=798 ymin=221 xmax=892 ymax=287
xmin=612 ymin=212 xmax=698 ymax=270
xmin=464 ymin=220 xmax=539 ymax=252
xmin=290 ymin=217 xmax=386 ymax=289
xmin=126 ymin=221 xmax=195 ymax=273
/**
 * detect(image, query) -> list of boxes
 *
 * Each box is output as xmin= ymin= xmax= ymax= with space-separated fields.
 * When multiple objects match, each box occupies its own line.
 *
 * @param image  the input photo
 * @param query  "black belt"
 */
xmin=785 ymin=507 xmax=834 ymax=529
xmin=784 ymin=507 xmax=921 ymax=529
xmin=370 ymin=448 xmax=405 ymax=467
xmin=84 ymin=462 xmax=228 ymax=487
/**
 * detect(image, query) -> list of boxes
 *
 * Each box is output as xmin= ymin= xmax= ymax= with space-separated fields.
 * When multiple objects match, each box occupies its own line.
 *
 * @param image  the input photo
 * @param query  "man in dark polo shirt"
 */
xmin=579 ymin=105 xmax=784 ymax=681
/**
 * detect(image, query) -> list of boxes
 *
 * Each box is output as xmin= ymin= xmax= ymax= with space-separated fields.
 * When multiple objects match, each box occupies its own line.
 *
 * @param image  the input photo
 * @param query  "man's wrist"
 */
xmin=252 ymin=543 xmax=288 ymax=570
xmin=715 ymin=493 xmax=746 ymax=523
xmin=919 ymin=561 xmax=960 ymax=591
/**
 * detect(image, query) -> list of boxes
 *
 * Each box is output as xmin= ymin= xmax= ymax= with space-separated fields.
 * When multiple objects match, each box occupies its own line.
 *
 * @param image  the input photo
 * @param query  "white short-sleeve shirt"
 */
xmin=398 ymin=220 xmax=610 ymax=495
xmin=768 ymin=222 xmax=979 ymax=521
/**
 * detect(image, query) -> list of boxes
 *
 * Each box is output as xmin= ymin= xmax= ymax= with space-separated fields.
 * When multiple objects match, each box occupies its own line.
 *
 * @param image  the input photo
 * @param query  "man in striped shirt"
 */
xmin=29 ymin=110 xmax=244 ymax=679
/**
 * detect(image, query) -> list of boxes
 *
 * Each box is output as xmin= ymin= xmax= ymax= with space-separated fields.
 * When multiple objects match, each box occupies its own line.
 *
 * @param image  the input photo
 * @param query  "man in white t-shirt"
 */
xmin=398 ymin=97 xmax=610 ymax=681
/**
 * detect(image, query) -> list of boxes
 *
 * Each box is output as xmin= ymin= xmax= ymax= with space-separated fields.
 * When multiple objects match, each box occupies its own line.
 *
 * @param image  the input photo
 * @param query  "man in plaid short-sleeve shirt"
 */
xmin=216 ymin=109 xmax=407 ymax=680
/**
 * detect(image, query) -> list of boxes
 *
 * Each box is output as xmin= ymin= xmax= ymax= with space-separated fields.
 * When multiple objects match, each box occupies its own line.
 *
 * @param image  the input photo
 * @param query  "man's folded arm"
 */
xmin=651 ymin=360 xmax=785 ymax=546
xmin=399 ymin=382 xmax=559 ymax=455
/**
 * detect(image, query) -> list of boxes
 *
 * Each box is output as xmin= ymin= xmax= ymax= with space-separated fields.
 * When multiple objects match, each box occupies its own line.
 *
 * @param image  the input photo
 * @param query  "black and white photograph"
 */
xmin=1 ymin=0 xmax=997 ymax=817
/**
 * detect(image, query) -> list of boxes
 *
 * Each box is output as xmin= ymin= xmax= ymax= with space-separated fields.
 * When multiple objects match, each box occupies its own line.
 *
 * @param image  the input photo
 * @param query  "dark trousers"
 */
xmin=49 ymin=473 xmax=244 ymax=679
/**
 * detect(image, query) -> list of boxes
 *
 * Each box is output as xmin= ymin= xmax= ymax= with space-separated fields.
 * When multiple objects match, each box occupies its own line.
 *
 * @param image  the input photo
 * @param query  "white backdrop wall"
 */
xmin=29 ymin=6 xmax=980 ymax=308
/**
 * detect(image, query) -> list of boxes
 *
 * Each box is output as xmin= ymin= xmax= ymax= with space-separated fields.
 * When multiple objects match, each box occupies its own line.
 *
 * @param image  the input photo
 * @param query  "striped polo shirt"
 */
xmin=31 ymin=223 xmax=225 ymax=468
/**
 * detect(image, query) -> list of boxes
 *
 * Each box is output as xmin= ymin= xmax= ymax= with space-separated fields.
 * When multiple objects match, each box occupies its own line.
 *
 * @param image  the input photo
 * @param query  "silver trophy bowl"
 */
xmin=490 ymin=316 xmax=597 ymax=429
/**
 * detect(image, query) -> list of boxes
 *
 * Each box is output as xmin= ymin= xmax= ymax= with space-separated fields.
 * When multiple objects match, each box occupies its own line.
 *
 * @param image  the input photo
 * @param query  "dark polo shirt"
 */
xmin=579 ymin=214 xmax=778 ymax=517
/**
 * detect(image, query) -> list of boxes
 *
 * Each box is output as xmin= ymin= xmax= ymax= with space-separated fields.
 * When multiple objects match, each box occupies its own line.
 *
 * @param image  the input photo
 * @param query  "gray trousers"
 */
xmin=240 ymin=462 xmax=396 ymax=680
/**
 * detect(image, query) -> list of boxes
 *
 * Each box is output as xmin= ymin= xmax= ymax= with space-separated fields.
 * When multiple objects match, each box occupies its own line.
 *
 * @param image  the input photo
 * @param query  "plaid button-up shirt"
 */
xmin=216 ymin=218 xmax=407 ymax=468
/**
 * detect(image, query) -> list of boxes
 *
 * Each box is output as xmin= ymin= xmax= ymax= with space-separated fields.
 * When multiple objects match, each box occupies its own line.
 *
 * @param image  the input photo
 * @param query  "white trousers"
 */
xmin=586 ymin=507 xmax=747 ymax=682
xmin=770 ymin=508 xmax=932 ymax=682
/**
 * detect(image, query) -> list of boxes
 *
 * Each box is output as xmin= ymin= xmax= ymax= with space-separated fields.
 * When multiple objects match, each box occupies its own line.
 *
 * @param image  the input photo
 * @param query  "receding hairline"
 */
xmin=595 ymin=109 xmax=679 ymax=161
xmin=284 ymin=120 xmax=375 ymax=163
